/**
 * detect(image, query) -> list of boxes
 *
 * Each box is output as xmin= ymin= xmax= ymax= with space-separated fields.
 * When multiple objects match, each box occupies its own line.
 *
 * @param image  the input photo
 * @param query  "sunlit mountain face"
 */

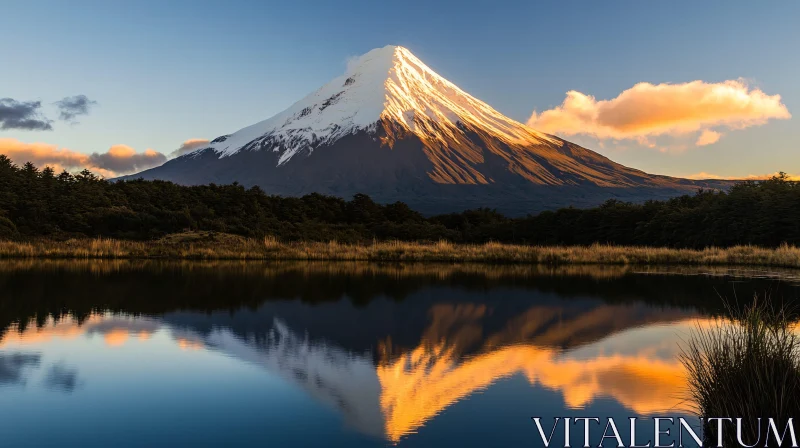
xmin=123 ymin=46 xmax=731 ymax=215
xmin=1 ymin=261 xmax=798 ymax=447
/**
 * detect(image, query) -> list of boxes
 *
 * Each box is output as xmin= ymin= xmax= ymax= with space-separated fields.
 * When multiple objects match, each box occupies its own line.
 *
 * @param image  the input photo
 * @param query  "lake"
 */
xmin=1 ymin=261 xmax=798 ymax=447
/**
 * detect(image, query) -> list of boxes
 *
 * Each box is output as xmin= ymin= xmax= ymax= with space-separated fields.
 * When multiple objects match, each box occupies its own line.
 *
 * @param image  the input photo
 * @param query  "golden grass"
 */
xmin=1 ymin=232 xmax=800 ymax=268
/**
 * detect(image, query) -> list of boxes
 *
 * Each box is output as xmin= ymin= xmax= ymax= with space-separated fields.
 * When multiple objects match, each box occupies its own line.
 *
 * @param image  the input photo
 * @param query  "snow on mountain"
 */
xmin=199 ymin=45 xmax=558 ymax=166
xmin=126 ymin=45 xmax=732 ymax=215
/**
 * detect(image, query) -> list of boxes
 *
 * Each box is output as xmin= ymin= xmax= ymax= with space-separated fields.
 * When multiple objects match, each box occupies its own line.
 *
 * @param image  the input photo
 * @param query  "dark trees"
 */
xmin=0 ymin=158 xmax=797 ymax=248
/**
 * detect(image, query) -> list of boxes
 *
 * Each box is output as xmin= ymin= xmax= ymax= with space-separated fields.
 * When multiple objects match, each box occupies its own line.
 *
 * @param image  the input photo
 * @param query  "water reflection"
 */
xmin=0 ymin=261 xmax=798 ymax=446
xmin=377 ymin=315 xmax=699 ymax=441
xmin=0 ymin=352 xmax=41 ymax=386
xmin=42 ymin=363 xmax=81 ymax=392
xmin=3 ymin=311 xmax=700 ymax=441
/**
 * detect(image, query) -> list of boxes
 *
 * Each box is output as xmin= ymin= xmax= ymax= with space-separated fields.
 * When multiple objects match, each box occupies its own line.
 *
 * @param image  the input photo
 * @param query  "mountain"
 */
xmin=124 ymin=45 xmax=728 ymax=215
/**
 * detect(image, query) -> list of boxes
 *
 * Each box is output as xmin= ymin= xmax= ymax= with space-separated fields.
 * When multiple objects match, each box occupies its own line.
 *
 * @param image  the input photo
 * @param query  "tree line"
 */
xmin=1 ymin=155 xmax=798 ymax=248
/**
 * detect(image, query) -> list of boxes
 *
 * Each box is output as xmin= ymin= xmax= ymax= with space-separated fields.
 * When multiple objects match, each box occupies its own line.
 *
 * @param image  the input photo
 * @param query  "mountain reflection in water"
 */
xmin=0 ymin=261 xmax=798 ymax=446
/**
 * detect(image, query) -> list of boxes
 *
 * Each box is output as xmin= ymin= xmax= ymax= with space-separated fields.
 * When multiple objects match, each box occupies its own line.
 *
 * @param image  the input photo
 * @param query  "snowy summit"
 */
xmin=200 ymin=45 xmax=556 ymax=165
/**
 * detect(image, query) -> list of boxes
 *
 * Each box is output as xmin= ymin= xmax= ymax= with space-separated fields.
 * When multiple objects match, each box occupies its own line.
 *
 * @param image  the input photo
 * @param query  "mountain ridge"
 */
xmin=123 ymin=45 xmax=731 ymax=215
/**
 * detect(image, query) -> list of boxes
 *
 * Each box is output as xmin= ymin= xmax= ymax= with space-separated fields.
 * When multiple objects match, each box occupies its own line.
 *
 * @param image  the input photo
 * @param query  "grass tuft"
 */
xmin=680 ymin=299 xmax=800 ymax=446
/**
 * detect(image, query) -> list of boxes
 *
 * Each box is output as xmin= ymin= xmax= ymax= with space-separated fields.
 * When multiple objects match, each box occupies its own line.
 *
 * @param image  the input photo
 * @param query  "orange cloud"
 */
xmin=686 ymin=171 xmax=800 ymax=181
xmin=104 ymin=329 xmax=130 ymax=347
xmin=742 ymin=173 xmax=800 ymax=181
xmin=170 ymin=138 xmax=210 ymax=158
xmin=177 ymin=338 xmax=205 ymax=350
xmin=0 ymin=315 xmax=103 ymax=347
xmin=527 ymin=79 xmax=790 ymax=147
xmin=686 ymin=172 xmax=726 ymax=180
xmin=695 ymin=129 xmax=721 ymax=146
xmin=0 ymin=138 xmax=166 ymax=177
xmin=137 ymin=330 xmax=153 ymax=341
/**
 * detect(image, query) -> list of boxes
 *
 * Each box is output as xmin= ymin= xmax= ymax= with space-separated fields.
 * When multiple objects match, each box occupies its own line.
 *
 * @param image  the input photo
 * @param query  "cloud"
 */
xmin=695 ymin=130 xmax=721 ymax=146
xmin=527 ymin=80 xmax=790 ymax=148
xmin=169 ymin=138 xmax=209 ymax=158
xmin=89 ymin=145 xmax=167 ymax=174
xmin=685 ymin=172 xmax=726 ymax=180
xmin=0 ymin=352 xmax=80 ymax=392
xmin=0 ymin=352 xmax=41 ymax=386
xmin=0 ymin=98 xmax=53 ymax=131
xmin=686 ymin=171 xmax=800 ymax=181
xmin=742 ymin=173 xmax=800 ymax=181
xmin=0 ymin=138 xmax=167 ymax=177
xmin=42 ymin=363 xmax=81 ymax=393
xmin=54 ymin=95 xmax=97 ymax=123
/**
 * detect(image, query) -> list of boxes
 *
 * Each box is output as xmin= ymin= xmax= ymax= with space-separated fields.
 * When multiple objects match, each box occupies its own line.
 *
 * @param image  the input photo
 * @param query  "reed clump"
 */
xmin=681 ymin=300 xmax=800 ymax=446
xmin=1 ymin=233 xmax=800 ymax=267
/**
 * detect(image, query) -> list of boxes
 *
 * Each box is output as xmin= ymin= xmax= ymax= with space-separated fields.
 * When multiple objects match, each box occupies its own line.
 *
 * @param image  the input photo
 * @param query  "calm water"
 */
xmin=0 ymin=261 xmax=798 ymax=447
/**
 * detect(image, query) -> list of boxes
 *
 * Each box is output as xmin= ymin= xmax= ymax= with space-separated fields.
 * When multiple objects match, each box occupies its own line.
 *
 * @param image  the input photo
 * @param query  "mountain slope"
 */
xmin=126 ymin=45 xmax=728 ymax=215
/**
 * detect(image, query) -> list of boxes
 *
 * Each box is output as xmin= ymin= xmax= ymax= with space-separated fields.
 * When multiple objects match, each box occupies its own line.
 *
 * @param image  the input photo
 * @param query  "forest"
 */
xmin=1 ymin=155 xmax=798 ymax=249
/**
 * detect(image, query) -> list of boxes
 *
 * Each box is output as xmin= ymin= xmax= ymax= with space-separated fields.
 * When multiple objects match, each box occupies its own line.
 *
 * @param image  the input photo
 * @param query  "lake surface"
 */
xmin=1 ymin=261 xmax=798 ymax=447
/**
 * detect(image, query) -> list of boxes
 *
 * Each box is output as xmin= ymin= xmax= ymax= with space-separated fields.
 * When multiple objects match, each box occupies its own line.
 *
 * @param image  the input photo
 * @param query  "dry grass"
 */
xmin=680 ymin=301 xmax=800 ymax=445
xmin=1 ymin=232 xmax=800 ymax=268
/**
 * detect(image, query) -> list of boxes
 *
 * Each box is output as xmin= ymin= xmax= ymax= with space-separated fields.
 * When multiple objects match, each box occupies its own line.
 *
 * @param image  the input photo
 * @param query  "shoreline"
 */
xmin=1 ymin=233 xmax=800 ymax=269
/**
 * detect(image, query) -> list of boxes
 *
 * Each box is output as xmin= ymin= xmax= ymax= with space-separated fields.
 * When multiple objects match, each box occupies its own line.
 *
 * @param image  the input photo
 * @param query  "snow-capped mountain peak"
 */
xmin=129 ymin=45 xmax=729 ymax=215
xmin=203 ymin=45 xmax=556 ymax=165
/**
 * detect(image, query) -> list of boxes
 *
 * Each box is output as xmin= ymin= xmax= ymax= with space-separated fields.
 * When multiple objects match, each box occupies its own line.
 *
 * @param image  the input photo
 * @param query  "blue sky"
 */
xmin=1 ymin=0 xmax=797 ymax=178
